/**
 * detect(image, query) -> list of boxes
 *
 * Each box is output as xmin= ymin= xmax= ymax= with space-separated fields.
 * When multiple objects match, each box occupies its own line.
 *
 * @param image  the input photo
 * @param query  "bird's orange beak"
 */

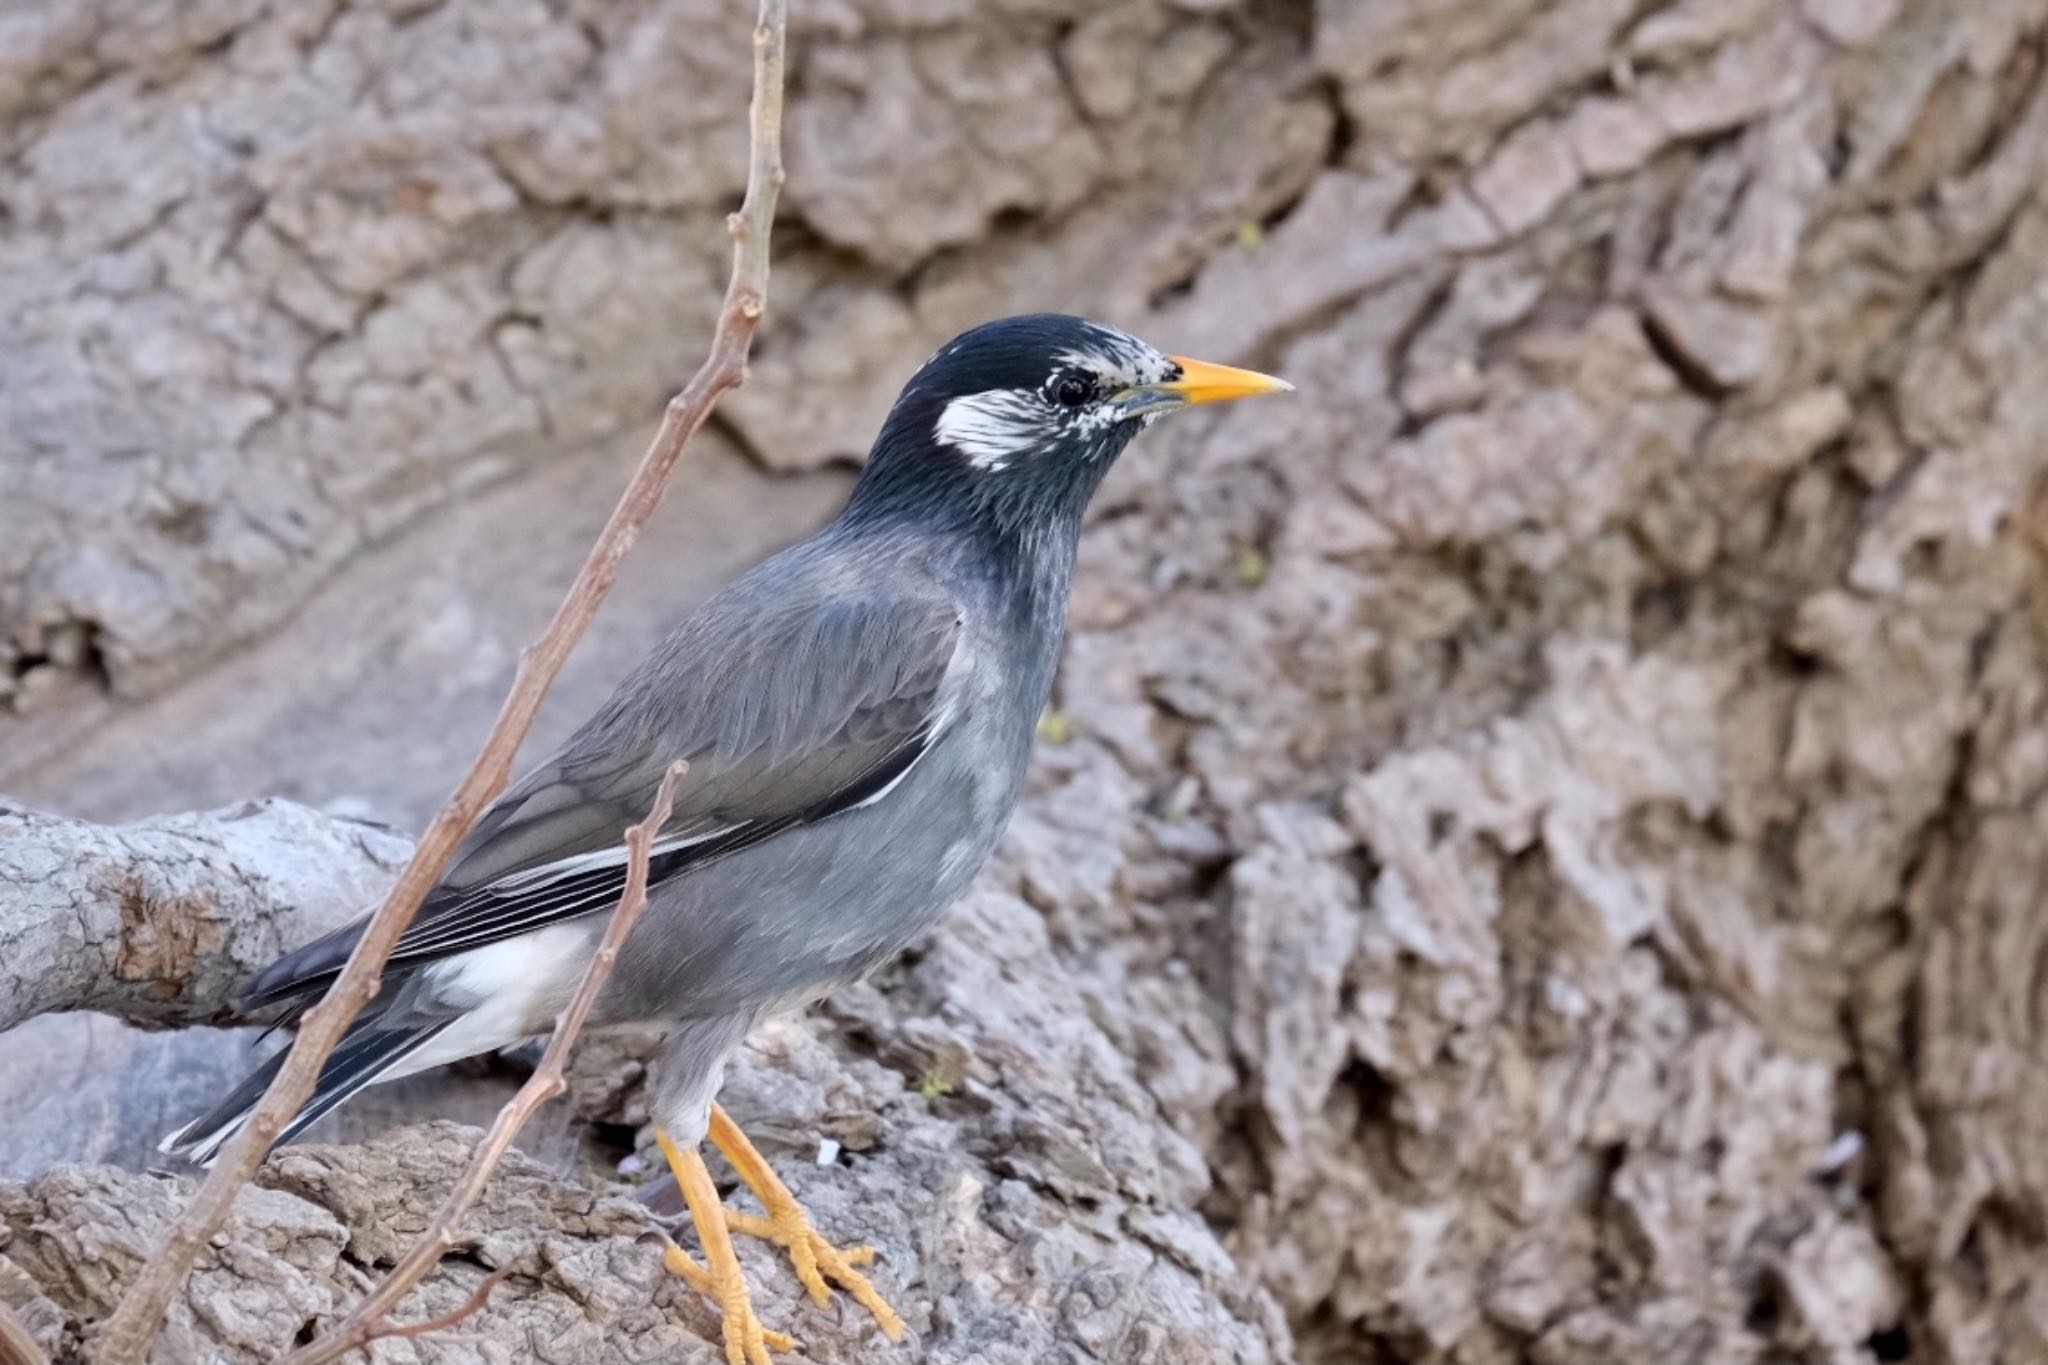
xmin=1160 ymin=355 xmax=1295 ymax=405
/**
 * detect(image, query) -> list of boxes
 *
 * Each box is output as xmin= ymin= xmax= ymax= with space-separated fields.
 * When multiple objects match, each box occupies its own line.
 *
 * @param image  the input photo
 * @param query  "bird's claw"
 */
xmin=724 ymin=1206 xmax=898 ymax=1333
xmin=663 ymin=1241 xmax=797 ymax=1363
xmin=705 ymin=1106 xmax=906 ymax=1342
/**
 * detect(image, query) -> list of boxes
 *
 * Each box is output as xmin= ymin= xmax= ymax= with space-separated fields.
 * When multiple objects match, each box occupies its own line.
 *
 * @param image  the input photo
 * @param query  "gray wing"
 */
xmin=246 ymin=581 xmax=963 ymax=1009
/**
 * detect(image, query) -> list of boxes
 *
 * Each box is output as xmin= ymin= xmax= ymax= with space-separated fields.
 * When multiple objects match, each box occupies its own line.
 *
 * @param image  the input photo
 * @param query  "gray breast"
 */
xmin=601 ymin=638 xmax=1043 ymax=1025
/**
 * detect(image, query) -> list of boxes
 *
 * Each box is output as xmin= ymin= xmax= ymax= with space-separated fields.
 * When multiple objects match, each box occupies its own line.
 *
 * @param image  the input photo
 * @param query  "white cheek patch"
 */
xmin=935 ymin=389 xmax=1050 ymax=470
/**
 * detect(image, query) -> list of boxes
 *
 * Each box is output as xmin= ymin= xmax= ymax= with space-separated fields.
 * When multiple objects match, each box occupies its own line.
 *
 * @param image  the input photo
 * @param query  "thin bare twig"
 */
xmin=284 ymin=764 xmax=685 ymax=1365
xmin=359 ymin=1269 xmax=509 ymax=1348
xmin=87 ymin=5 xmax=789 ymax=1361
xmin=0 ymin=1301 xmax=51 ymax=1365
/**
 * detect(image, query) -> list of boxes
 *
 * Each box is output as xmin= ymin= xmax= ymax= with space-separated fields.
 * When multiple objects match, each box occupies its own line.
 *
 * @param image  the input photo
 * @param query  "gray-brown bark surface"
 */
xmin=0 ymin=806 xmax=1289 ymax=1364
xmin=6 ymin=0 xmax=2048 ymax=1362
xmin=0 ymin=799 xmax=407 ymax=1033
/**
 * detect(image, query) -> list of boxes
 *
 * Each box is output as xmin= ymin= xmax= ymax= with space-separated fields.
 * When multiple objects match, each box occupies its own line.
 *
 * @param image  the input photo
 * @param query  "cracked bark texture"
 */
xmin=4 ymin=1119 xmax=1278 ymax=1365
xmin=7 ymin=0 xmax=2048 ymax=1362
xmin=0 ymin=798 xmax=409 ymax=1034
xmin=0 ymin=808 xmax=1289 ymax=1365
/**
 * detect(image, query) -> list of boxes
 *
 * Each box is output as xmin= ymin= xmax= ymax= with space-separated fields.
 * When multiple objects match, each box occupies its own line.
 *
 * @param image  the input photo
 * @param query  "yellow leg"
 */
xmin=655 ymin=1127 xmax=796 ymax=1365
xmin=708 ymin=1104 xmax=906 ymax=1341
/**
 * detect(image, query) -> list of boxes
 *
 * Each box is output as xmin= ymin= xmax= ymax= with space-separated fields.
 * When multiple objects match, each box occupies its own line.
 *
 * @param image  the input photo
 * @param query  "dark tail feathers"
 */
xmin=158 ymin=1021 xmax=449 ymax=1166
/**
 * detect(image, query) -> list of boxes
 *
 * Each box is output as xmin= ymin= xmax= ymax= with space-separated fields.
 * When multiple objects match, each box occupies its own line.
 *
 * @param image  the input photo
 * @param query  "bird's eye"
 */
xmin=1053 ymin=375 xmax=1094 ymax=408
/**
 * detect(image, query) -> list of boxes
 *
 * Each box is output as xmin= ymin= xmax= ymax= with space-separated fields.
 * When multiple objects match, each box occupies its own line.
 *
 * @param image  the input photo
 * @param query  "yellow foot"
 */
xmin=657 ymin=1129 xmax=798 ymax=1365
xmin=710 ymin=1104 xmax=907 ymax=1341
xmin=662 ymin=1240 xmax=797 ymax=1362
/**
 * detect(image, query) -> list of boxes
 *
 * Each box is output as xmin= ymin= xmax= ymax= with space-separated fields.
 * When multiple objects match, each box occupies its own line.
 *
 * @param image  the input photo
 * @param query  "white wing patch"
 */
xmin=934 ymin=388 xmax=1050 ymax=469
xmin=486 ymin=827 xmax=724 ymax=892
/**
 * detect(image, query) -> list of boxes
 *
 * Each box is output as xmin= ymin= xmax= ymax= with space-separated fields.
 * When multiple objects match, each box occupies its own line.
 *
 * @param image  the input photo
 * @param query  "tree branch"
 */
xmin=0 ymin=798 xmax=407 ymax=1034
xmin=282 ymin=764 xmax=684 ymax=1365
xmin=357 ymin=1268 xmax=508 ymax=1348
xmin=85 ymin=4 xmax=789 ymax=1359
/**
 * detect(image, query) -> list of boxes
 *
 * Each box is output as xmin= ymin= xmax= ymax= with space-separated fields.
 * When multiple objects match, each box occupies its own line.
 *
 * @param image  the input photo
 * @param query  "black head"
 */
xmin=844 ymin=314 xmax=1291 ymax=535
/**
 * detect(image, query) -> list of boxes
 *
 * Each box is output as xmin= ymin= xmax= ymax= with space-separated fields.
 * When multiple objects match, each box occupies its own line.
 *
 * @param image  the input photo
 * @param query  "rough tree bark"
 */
xmin=0 ymin=800 xmax=407 ymax=1034
xmin=0 ymin=800 xmax=1288 ymax=1364
xmin=7 ymin=1 xmax=2048 ymax=1364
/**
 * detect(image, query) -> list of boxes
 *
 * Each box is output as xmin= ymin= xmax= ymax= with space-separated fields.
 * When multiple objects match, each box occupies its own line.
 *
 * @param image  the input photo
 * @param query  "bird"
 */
xmin=160 ymin=313 xmax=1292 ymax=1364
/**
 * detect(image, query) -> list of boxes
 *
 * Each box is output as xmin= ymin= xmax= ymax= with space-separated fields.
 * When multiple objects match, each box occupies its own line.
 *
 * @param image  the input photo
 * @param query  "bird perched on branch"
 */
xmin=162 ymin=313 xmax=1291 ymax=1364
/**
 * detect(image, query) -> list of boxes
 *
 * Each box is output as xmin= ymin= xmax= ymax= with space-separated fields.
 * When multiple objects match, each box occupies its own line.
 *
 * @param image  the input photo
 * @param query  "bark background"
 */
xmin=4 ymin=0 xmax=2048 ymax=1362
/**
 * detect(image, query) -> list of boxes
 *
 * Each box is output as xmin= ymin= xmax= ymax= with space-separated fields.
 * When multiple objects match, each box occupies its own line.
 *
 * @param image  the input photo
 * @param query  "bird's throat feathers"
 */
xmin=840 ymin=402 xmax=1121 ymax=623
